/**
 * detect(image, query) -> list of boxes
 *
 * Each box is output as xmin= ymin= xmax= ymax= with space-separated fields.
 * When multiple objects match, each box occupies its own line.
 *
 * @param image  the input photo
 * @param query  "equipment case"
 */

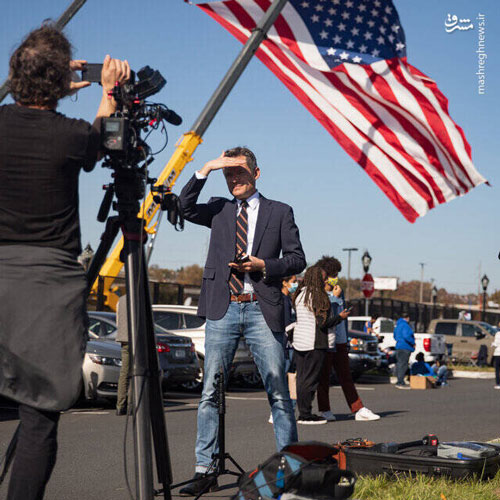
xmin=340 ymin=439 xmax=500 ymax=480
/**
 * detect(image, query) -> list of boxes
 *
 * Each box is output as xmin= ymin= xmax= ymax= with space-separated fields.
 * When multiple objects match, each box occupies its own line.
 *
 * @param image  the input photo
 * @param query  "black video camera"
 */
xmin=91 ymin=63 xmax=183 ymax=227
xmin=82 ymin=63 xmax=181 ymax=163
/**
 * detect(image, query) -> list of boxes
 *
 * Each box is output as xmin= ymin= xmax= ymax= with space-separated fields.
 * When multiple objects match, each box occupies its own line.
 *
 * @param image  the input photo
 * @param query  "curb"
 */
xmin=451 ymin=370 xmax=495 ymax=379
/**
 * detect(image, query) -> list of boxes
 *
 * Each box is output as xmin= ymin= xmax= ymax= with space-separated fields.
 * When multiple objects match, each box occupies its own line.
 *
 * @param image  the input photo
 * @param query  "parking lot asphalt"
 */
xmin=1 ymin=376 xmax=500 ymax=499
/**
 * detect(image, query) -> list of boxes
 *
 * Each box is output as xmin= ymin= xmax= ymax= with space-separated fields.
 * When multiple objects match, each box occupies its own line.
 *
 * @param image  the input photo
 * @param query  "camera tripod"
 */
xmin=170 ymin=367 xmax=244 ymax=499
xmin=87 ymin=167 xmax=173 ymax=500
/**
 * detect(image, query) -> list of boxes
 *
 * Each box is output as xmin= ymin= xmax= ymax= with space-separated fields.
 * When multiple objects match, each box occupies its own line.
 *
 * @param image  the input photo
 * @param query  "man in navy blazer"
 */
xmin=178 ymin=147 xmax=306 ymax=495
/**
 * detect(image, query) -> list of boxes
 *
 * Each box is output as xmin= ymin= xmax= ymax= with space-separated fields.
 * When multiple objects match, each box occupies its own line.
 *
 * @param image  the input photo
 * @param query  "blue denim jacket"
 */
xmin=328 ymin=293 xmax=347 ymax=344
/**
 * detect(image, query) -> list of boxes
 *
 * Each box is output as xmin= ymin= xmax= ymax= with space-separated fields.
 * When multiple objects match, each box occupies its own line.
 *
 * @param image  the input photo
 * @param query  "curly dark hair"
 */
xmin=224 ymin=147 xmax=257 ymax=173
xmin=293 ymin=266 xmax=330 ymax=321
xmin=315 ymin=255 xmax=342 ymax=277
xmin=9 ymin=25 xmax=73 ymax=108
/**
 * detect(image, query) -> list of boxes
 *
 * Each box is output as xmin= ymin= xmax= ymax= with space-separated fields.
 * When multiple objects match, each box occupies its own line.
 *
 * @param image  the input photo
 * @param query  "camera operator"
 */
xmin=0 ymin=25 xmax=129 ymax=500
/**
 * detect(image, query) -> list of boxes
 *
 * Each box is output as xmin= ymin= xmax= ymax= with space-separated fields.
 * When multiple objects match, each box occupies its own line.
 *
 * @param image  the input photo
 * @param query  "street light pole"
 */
xmin=362 ymin=251 xmax=372 ymax=316
xmin=419 ymin=262 xmax=425 ymax=303
xmin=481 ymin=274 xmax=489 ymax=322
xmin=431 ymin=285 xmax=438 ymax=325
xmin=342 ymin=248 xmax=358 ymax=301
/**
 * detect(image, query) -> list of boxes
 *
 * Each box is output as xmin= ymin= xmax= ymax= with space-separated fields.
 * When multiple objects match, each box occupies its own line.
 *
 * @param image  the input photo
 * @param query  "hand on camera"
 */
xmin=101 ymin=55 xmax=131 ymax=93
xmin=69 ymin=60 xmax=91 ymax=92
xmin=228 ymin=255 xmax=265 ymax=273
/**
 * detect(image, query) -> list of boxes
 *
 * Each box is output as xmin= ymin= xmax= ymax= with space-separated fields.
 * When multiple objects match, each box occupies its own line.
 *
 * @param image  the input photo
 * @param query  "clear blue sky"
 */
xmin=1 ymin=0 xmax=499 ymax=296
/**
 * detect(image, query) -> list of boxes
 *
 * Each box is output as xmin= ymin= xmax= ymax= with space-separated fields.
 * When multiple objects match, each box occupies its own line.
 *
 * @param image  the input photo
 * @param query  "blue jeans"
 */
xmin=436 ymin=366 xmax=448 ymax=384
xmin=195 ymin=301 xmax=297 ymax=471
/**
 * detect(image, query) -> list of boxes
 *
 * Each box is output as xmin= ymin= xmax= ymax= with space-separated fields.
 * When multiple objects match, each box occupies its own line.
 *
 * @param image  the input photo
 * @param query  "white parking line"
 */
xmin=67 ymin=411 xmax=110 ymax=415
xmin=331 ymin=386 xmax=375 ymax=391
xmin=226 ymin=396 xmax=268 ymax=401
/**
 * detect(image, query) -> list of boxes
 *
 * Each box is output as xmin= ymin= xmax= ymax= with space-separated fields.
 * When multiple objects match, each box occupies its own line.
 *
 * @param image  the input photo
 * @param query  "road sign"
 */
xmin=374 ymin=276 xmax=398 ymax=291
xmin=361 ymin=273 xmax=375 ymax=298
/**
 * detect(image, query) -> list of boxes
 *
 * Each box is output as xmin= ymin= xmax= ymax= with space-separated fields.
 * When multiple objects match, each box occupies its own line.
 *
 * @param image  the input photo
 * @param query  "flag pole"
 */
xmin=191 ymin=0 xmax=289 ymax=136
xmin=0 ymin=0 xmax=88 ymax=103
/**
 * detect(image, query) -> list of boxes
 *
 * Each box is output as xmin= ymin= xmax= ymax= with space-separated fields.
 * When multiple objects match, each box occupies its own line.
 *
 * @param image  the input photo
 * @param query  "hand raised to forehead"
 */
xmin=204 ymin=151 xmax=248 ymax=172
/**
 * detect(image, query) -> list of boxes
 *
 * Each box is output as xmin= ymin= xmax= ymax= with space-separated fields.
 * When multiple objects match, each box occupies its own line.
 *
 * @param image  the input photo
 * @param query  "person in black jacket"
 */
xmin=0 ymin=25 xmax=129 ymax=500
xmin=292 ymin=266 xmax=350 ymax=424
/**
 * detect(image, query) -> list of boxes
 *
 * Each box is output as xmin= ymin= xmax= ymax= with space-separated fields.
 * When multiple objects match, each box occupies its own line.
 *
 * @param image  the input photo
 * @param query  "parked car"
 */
xmin=85 ymin=311 xmax=201 ymax=396
xmin=348 ymin=316 xmax=447 ymax=364
xmin=88 ymin=311 xmax=118 ymax=339
xmin=82 ymin=338 xmax=122 ymax=401
xmin=344 ymin=330 xmax=383 ymax=381
xmin=427 ymin=319 xmax=493 ymax=363
xmin=151 ymin=304 xmax=258 ymax=387
xmin=348 ymin=316 xmax=395 ymax=336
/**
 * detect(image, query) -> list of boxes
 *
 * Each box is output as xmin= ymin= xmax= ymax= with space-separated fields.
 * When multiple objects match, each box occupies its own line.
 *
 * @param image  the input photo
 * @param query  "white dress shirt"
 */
xmin=236 ymin=192 xmax=260 ymax=293
xmin=195 ymin=170 xmax=260 ymax=293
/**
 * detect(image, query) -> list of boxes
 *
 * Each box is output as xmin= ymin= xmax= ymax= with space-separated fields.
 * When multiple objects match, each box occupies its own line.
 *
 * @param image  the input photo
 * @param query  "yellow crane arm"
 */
xmin=90 ymin=131 xmax=203 ymax=309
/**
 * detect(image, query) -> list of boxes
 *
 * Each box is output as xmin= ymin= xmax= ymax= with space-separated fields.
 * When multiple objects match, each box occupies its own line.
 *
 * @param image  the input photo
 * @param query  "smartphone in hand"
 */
xmin=81 ymin=63 xmax=103 ymax=83
xmin=233 ymin=252 xmax=250 ymax=264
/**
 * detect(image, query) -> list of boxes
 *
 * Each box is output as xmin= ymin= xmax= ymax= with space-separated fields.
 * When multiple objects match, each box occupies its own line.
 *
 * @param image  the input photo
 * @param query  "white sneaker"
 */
xmin=355 ymin=407 xmax=380 ymax=421
xmin=321 ymin=411 xmax=336 ymax=422
xmin=494 ymin=385 xmax=500 ymax=390
xmin=268 ymin=413 xmax=273 ymax=424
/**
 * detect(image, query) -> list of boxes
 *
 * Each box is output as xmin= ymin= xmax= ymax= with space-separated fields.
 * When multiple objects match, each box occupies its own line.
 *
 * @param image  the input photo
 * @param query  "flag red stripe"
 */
xmin=322 ymin=69 xmax=440 ymax=207
xmin=254 ymin=0 xmax=309 ymax=67
xmin=407 ymin=62 xmax=473 ymax=161
xmin=354 ymin=63 xmax=460 ymax=197
xmin=389 ymin=60 xmax=473 ymax=190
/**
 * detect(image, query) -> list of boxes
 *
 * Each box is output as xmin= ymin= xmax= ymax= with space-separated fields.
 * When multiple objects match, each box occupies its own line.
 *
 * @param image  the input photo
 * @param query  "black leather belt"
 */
xmin=230 ymin=293 xmax=258 ymax=303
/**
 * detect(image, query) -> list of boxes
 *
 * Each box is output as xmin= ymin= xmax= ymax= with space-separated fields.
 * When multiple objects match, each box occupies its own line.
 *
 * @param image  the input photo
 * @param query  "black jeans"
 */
xmin=396 ymin=350 xmax=411 ymax=385
xmin=495 ymin=356 xmax=500 ymax=386
xmin=7 ymin=404 xmax=60 ymax=500
xmin=294 ymin=349 xmax=326 ymax=418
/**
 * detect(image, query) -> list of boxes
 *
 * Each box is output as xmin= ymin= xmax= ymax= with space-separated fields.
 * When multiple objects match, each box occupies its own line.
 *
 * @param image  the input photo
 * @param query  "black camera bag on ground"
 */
xmin=234 ymin=441 xmax=355 ymax=500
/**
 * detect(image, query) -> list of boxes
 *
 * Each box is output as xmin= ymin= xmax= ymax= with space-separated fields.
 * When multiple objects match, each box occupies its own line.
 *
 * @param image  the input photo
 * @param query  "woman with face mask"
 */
xmin=269 ymin=275 xmax=298 ymax=423
xmin=315 ymin=256 xmax=380 ymax=423
xmin=292 ymin=267 xmax=350 ymax=424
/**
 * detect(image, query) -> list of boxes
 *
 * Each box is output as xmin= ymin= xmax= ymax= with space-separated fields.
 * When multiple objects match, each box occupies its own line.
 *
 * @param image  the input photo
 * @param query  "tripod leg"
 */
xmin=226 ymin=454 xmax=245 ymax=475
xmin=86 ymin=216 xmax=121 ymax=293
xmin=139 ymin=254 xmax=173 ymax=499
xmin=125 ymin=237 xmax=154 ymax=500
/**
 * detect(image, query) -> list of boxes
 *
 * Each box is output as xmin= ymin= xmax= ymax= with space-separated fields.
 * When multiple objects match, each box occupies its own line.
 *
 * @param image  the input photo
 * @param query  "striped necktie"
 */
xmin=229 ymin=200 xmax=248 ymax=295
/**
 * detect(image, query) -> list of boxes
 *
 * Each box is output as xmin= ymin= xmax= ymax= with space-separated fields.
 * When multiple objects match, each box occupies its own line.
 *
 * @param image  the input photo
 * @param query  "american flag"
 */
xmin=197 ymin=0 xmax=487 ymax=222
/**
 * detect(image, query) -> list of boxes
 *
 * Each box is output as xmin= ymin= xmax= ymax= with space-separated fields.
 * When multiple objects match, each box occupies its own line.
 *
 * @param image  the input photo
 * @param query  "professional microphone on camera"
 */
xmin=158 ymin=107 xmax=182 ymax=126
